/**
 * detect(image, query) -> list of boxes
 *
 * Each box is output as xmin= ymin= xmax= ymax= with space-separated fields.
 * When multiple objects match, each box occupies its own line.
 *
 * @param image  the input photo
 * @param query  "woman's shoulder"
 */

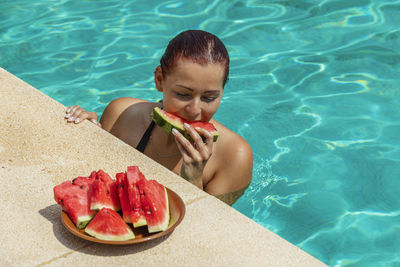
xmin=212 ymin=120 xmax=252 ymax=156
xmin=212 ymin=120 xmax=253 ymax=173
xmin=205 ymin=120 xmax=253 ymax=197
xmin=100 ymin=97 xmax=154 ymax=131
xmin=106 ymin=97 xmax=149 ymax=111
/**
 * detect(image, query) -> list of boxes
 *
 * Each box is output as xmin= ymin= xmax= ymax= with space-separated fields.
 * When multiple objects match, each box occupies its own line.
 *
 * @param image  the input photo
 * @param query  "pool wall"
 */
xmin=0 ymin=67 xmax=326 ymax=266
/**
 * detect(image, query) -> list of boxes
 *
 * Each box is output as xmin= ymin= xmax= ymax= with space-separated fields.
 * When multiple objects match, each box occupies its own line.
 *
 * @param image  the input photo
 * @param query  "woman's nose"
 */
xmin=186 ymin=98 xmax=201 ymax=119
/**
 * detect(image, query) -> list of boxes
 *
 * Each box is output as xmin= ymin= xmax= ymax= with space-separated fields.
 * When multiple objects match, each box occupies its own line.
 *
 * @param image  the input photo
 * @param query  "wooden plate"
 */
xmin=61 ymin=187 xmax=185 ymax=245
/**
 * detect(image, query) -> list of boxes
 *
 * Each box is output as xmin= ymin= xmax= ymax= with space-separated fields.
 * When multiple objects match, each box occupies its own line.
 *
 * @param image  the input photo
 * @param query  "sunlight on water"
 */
xmin=1 ymin=0 xmax=400 ymax=266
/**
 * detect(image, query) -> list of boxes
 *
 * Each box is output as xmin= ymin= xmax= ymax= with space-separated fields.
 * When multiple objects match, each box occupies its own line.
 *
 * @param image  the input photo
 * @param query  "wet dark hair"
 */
xmin=160 ymin=30 xmax=230 ymax=87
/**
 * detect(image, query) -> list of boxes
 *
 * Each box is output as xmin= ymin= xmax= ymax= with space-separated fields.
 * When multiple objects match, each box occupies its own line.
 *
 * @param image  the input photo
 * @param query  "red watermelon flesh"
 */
xmin=189 ymin=121 xmax=218 ymax=132
xmin=85 ymin=208 xmax=135 ymax=241
xmin=71 ymin=176 xmax=93 ymax=195
xmin=126 ymin=166 xmax=147 ymax=227
xmin=90 ymin=170 xmax=121 ymax=211
xmin=53 ymin=179 xmax=95 ymax=229
xmin=137 ymin=178 xmax=170 ymax=233
xmin=54 ymin=177 xmax=91 ymax=210
xmin=116 ymin=172 xmax=133 ymax=223
xmin=95 ymin=169 xmax=112 ymax=183
xmin=89 ymin=170 xmax=97 ymax=180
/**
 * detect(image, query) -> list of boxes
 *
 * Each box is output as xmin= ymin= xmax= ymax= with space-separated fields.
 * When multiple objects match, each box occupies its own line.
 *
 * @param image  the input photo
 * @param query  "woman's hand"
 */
xmin=172 ymin=123 xmax=214 ymax=189
xmin=65 ymin=105 xmax=102 ymax=127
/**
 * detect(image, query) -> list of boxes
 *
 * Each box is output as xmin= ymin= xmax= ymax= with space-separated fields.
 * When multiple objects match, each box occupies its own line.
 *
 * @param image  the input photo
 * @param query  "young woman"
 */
xmin=65 ymin=30 xmax=253 ymax=205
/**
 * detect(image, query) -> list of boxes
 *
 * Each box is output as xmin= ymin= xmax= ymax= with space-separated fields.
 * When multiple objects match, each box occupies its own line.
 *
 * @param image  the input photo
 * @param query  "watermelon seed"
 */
xmin=121 ymin=185 xmax=124 ymax=188
xmin=80 ymin=185 xmax=84 ymax=189
xmin=106 ymin=190 xmax=110 ymax=194
xmin=132 ymin=206 xmax=135 ymax=211
xmin=72 ymin=178 xmax=76 ymax=183
xmin=147 ymin=211 xmax=151 ymax=215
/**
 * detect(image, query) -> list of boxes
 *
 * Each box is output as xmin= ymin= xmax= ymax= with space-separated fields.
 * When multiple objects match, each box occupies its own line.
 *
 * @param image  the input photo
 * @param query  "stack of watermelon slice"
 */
xmin=53 ymin=166 xmax=170 ymax=241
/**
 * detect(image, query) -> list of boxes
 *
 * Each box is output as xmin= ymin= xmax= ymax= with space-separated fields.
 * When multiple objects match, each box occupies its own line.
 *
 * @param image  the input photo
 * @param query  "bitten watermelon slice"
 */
xmin=150 ymin=107 xmax=218 ymax=142
xmin=90 ymin=170 xmax=121 ymax=211
xmin=137 ymin=178 xmax=170 ymax=233
xmin=53 ymin=178 xmax=95 ymax=229
xmin=85 ymin=208 xmax=135 ymax=241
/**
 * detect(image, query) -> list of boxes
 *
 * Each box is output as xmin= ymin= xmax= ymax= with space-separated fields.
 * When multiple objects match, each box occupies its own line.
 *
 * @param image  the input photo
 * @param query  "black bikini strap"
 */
xmin=136 ymin=120 xmax=155 ymax=153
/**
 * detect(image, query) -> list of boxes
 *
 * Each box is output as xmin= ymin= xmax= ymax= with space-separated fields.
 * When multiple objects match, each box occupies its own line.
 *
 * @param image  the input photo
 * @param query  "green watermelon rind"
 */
xmin=85 ymin=227 xmax=135 ymax=241
xmin=76 ymin=215 xmax=94 ymax=229
xmin=147 ymin=186 xmax=170 ymax=233
xmin=150 ymin=107 xmax=218 ymax=142
xmin=133 ymin=217 xmax=147 ymax=228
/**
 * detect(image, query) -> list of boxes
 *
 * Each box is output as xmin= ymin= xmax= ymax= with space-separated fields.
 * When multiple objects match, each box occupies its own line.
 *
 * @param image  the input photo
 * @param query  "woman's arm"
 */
xmin=172 ymin=123 xmax=215 ymax=189
xmin=204 ymin=136 xmax=253 ymax=205
xmin=64 ymin=97 xmax=143 ymax=131
xmin=172 ymin=122 xmax=253 ymax=205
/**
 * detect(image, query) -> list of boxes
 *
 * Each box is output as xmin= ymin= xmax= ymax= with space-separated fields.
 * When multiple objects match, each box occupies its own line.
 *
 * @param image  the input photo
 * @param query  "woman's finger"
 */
xmin=193 ymin=126 xmax=214 ymax=158
xmin=65 ymin=106 xmax=79 ymax=119
xmin=184 ymin=123 xmax=205 ymax=147
xmin=66 ymin=106 xmax=85 ymax=123
xmin=67 ymin=108 xmax=80 ymax=122
xmin=184 ymin=123 xmax=213 ymax=159
xmin=173 ymin=128 xmax=203 ymax=161
xmin=68 ymin=105 xmax=81 ymax=115
xmin=172 ymin=128 xmax=194 ymax=162
xmin=65 ymin=105 xmax=77 ymax=118
xmin=90 ymin=119 xmax=102 ymax=127
xmin=73 ymin=109 xmax=89 ymax=123
xmin=66 ymin=105 xmax=76 ymax=114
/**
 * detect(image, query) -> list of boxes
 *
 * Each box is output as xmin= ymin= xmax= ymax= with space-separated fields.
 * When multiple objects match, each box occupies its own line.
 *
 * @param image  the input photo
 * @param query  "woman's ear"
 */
xmin=154 ymin=66 xmax=164 ymax=92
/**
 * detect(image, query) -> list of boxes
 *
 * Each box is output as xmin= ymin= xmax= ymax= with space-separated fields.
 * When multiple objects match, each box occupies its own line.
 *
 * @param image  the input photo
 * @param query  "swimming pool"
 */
xmin=1 ymin=0 xmax=400 ymax=265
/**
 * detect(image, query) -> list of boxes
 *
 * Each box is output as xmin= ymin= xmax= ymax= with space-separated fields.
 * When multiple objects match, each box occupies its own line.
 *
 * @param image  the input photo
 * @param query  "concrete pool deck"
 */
xmin=0 ymin=67 xmax=327 ymax=266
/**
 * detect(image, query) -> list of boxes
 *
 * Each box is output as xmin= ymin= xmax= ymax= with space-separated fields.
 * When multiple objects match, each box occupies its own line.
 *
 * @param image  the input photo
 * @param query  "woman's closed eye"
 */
xmin=175 ymin=91 xmax=219 ymax=102
xmin=201 ymin=96 xmax=218 ymax=102
xmin=176 ymin=92 xmax=191 ymax=99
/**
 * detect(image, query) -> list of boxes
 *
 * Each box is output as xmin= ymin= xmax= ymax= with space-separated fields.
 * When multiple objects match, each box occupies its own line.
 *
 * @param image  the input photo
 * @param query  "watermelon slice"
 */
xmin=126 ymin=166 xmax=147 ymax=228
xmin=137 ymin=178 xmax=170 ymax=233
xmin=53 ymin=178 xmax=95 ymax=229
xmin=150 ymin=107 xmax=218 ymax=142
xmin=85 ymin=208 xmax=135 ymax=241
xmin=90 ymin=170 xmax=121 ymax=211
xmin=116 ymin=172 xmax=133 ymax=223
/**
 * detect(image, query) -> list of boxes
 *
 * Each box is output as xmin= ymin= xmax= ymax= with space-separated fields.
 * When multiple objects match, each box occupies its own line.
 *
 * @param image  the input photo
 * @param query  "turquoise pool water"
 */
xmin=1 ymin=0 xmax=400 ymax=266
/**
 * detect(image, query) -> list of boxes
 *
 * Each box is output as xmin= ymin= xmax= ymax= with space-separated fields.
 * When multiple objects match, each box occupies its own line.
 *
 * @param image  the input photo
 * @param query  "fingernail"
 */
xmin=195 ymin=127 xmax=201 ymax=131
xmin=172 ymin=128 xmax=178 ymax=135
xmin=66 ymin=108 xmax=70 ymax=113
xmin=75 ymin=118 xmax=81 ymax=123
xmin=65 ymin=114 xmax=71 ymax=118
xmin=184 ymin=123 xmax=190 ymax=128
xmin=67 ymin=117 xmax=74 ymax=121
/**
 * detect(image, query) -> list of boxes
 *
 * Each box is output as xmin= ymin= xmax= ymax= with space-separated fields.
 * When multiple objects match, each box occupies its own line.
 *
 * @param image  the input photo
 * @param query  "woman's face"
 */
xmin=155 ymin=57 xmax=225 ymax=122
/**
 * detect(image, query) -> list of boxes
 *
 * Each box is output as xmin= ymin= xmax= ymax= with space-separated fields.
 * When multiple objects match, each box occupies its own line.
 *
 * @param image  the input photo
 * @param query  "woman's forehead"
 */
xmin=168 ymin=59 xmax=224 ymax=81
